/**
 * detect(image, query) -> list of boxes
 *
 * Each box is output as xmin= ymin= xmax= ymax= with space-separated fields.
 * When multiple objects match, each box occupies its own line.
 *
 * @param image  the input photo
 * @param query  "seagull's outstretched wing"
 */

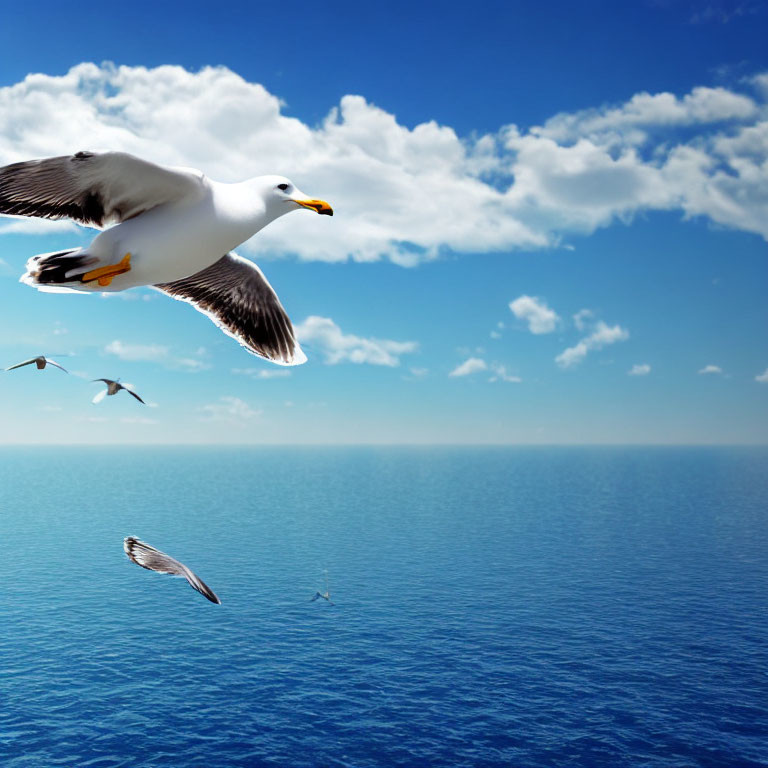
xmin=5 ymin=358 xmax=37 ymax=371
xmin=155 ymin=252 xmax=307 ymax=366
xmin=46 ymin=358 xmax=68 ymax=373
xmin=92 ymin=388 xmax=107 ymax=404
xmin=123 ymin=536 xmax=221 ymax=605
xmin=121 ymin=386 xmax=146 ymax=405
xmin=310 ymin=592 xmax=321 ymax=602
xmin=0 ymin=151 xmax=205 ymax=228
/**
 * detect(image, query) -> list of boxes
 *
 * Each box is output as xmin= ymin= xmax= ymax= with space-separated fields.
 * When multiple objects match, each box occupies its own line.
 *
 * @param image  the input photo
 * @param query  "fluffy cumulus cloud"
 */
xmin=556 ymin=321 xmax=629 ymax=368
xmin=294 ymin=316 xmax=418 ymax=366
xmin=509 ymin=295 xmax=559 ymax=334
xmin=628 ymin=363 xmax=651 ymax=376
xmin=698 ymin=364 xmax=723 ymax=375
xmin=1 ymin=63 xmax=767 ymax=264
xmin=449 ymin=357 xmax=488 ymax=377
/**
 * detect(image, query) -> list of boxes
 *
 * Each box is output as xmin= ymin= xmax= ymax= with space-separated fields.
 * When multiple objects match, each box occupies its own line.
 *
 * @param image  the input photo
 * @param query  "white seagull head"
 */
xmin=253 ymin=175 xmax=333 ymax=219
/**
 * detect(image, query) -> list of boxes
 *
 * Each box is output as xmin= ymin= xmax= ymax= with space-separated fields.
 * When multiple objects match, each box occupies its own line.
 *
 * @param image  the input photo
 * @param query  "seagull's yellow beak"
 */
xmin=294 ymin=198 xmax=333 ymax=216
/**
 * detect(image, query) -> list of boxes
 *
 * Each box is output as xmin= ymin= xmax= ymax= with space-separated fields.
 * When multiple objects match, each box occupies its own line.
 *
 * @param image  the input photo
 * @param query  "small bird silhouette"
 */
xmin=92 ymin=378 xmax=145 ymax=404
xmin=311 ymin=571 xmax=335 ymax=605
xmin=5 ymin=355 xmax=68 ymax=373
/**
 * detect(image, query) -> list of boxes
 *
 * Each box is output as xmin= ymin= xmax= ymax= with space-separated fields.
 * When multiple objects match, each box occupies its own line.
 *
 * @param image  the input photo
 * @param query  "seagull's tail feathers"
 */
xmin=21 ymin=248 xmax=98 ymax=293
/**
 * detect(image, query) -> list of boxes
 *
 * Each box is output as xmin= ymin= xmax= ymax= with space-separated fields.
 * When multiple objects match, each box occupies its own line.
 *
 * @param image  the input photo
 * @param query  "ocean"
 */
xmin=1 ymin=446 xmax=766 ymax=767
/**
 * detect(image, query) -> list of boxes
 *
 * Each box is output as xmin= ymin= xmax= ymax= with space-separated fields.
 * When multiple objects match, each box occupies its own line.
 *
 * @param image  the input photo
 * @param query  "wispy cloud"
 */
xmin=231 ymin=367 xmax=291 ymax=379
xmin=104 ymin=340 xmax=168 ymax=363
xmin=509 ymin=295 xmax=559 ymax=334
xmin=755 ymin=368 xmax=768 ymax=383
xmin=698 ymin=364 xmax=723 ymax=375
xmin=556 ymin=321 xmax=629 ymax=368
xmin=573 ymin=309 xmax=594 ymax=331
xmin=489 ymin=364 xmax=522 ymax=383
xmin=199 ymin=396 xmax=262 ymax=421
xmin=629 ymin=363 xmax=651 ymax=376
xmin=295 ymin=316 xmax=418 ymax=366
xmin=449 ymin=357 xmax=488 ymax=377
xmin=104 ymin=340 xmax=209 ymax=372
xmin=1 ymin=63 xmax=767 ymax=266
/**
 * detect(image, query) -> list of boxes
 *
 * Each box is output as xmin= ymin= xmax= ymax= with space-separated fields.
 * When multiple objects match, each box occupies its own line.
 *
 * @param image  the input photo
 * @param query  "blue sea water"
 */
xmin=1 ymin=446 xmax=767 ymax=767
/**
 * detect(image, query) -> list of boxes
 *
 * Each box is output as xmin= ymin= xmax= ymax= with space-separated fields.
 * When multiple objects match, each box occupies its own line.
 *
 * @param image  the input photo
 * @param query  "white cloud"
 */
xmin=539 ymin=87 xmax=757 ymax=145
xmin=573 ymin=309 xmax=594 ymax=331
xmin=449 ymin=357 xmax=488 ymax=377
xmin=556 ymin=321 xmax=629 ymax=368
xmin=231 ymin=367 xmax=291 ymax=379
xmin=295 ymin=316 xmax=418 ymax=366
xmin=489 ymin=364 xmax=522 ymax=383
xmin=409 ymin=367 xmax=429 ymax=378
xmin=104 ymin=340 xmax=168 ymax=362
xmin=200 ymin=396 xmax=261 ymax=421
xmin=755 ymin=368 xmax=768 ymax=383
xmin=104 ymin=339 xmax=208 ymax=371
xmin=698 ymin=364 xmax=723 ymax=375
xmin=629 ymin=363 xmax=651 ymax=376
xmin=174 ymin=357 xmax=209 ymax=372
xmin=1 ymin=63 xmax=767 ymax=267
xmin=509 ymin=295 xmax=559 ymax=334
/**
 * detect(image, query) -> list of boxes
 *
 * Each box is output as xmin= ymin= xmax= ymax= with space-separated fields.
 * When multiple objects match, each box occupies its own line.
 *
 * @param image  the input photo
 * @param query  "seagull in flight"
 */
xmin=0 ymin=151 xmax=333 ymax=365
xmin=311 ymin=571 xmax=335 ymax=605
xmin=5 ymin=355 xmax=68 ymax=373
xmin=124 ymin=536 xmax=221 ymax=604
xmin=92 ymin=378 xmax=146 ymax=404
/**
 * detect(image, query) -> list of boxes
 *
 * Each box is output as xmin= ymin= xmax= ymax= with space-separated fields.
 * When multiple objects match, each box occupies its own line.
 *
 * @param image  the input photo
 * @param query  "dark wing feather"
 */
xmin=155 ymin=252 xmax=306 ymax=366
xmin=5 ymin=358 xmax=37 ymax=371
xmin=123 ymin=537 xmax=221 ymax=604
xmin=121 ymin=386 xmax=146 ymax=404
xmin=0 ymin=151 xmax=205 ymax=227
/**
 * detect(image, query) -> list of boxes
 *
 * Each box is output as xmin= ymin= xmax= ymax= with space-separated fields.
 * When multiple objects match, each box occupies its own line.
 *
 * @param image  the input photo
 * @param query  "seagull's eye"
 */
xmin=277 ymin=183 xmax=290 ymax=191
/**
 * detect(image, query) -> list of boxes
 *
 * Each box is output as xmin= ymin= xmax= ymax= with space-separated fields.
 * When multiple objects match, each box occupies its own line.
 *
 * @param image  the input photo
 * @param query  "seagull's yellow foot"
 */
xmin=83 ymin=253 xmax=132 ymax=287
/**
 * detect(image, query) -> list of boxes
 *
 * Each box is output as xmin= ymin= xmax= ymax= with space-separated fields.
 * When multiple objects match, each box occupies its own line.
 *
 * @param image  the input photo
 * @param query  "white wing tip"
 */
xmin=287 ymin=343 xmax=307 ymax=366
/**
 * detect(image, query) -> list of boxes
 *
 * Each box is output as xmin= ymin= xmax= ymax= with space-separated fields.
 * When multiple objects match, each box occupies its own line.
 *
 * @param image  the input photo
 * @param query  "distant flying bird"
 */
xmin=92 ymin=378 xmax=145 ymax=404
xmin=5 ymin=355 xmax=68 ymax=373
xmin=124 ymin=536 xmax=221 ymax=605
xmin=0 ymin=151 xmax=333 ymax=365
xmin=311 ymin=571 xmax=335 ymax=605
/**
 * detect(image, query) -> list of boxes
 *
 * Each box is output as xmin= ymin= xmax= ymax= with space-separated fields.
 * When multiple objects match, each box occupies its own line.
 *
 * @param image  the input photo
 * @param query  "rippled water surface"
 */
xmin=1 ymin=447 xmax=767 ymax=767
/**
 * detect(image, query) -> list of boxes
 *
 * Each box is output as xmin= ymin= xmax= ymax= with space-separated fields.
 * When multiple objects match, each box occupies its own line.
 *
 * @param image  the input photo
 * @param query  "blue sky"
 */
xmin=0 ymin=0 xmax=766 ymax=443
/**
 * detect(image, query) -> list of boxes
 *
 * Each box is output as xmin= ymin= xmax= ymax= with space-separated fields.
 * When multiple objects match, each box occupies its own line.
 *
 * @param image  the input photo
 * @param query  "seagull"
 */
xmin=92 ymin=378 xmax=146 ymax=404
xmin=124 ymin=536 xmax=221 ymax=604
xmin=5 ymin=355 xmax=68 ymax=373
xmin=311 ymin=571 xmax=335 ymax=605
xmin=0 ymin=151 xmax=333 ymax=365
